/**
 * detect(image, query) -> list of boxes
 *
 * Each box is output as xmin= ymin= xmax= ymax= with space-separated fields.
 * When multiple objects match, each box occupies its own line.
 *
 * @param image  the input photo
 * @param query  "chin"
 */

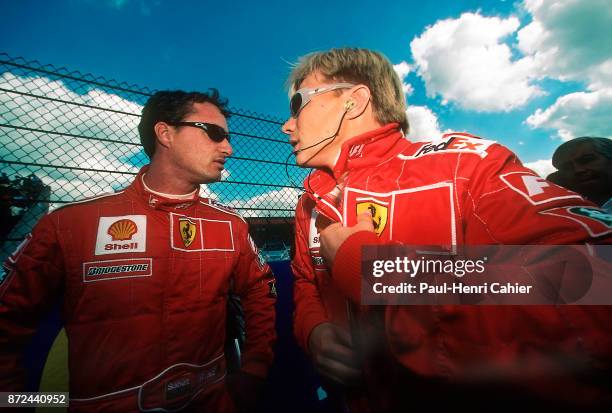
xmin=295 ymin=156 xmax=308 ymax=167
xmin=295 ymin=152 xmax=318 ymax=168
xmin=199 ymin=172 xmax=221 ymax=184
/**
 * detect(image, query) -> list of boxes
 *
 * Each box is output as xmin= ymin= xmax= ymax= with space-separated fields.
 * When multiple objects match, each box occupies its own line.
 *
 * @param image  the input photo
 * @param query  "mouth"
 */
xmin=577 ymin=176 xmax=600 ymax=185
xmin=213 ymin=158 xmax=226 ymax=169
xmin=289 ymin=139 xmax=299 ymax=153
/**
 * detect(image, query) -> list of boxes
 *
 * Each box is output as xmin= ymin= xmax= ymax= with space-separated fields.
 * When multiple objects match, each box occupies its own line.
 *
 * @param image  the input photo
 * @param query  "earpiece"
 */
xmin=344 ymin=100 xmax=356 ymax=111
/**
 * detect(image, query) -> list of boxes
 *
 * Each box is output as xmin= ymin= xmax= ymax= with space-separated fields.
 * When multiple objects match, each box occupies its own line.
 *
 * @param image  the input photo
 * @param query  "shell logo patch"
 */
xmin=356 ymin=201 xmax=388 ymax=236
xmin=95 ymin=215 xmax=147 ymax=256
xmin=107 ymin=219 xmax=138 ymax=241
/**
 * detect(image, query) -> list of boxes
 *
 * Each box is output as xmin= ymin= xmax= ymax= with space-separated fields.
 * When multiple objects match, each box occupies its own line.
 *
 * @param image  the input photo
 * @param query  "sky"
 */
xmin=2 ymin=0 xmax=612 ymax=180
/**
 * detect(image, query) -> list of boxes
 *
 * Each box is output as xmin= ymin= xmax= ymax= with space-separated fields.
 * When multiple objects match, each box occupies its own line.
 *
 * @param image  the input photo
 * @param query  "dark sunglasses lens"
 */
xmin=207 ymin=124 xmax=229 ymax=142
xmin=290 ymin=93 xmax=302 ymax=117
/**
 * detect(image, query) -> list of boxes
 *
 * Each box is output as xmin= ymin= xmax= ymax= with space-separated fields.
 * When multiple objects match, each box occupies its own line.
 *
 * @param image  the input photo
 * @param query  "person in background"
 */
xmin=283 ymin=47 xmax=612 ymax=412
xmin=552 ymin=136 xmax=612 ymax=212
xmin=546 ymin=170 xmax=571 ymax=189
xmin=0 ymin=90 xmax=276 ymax=412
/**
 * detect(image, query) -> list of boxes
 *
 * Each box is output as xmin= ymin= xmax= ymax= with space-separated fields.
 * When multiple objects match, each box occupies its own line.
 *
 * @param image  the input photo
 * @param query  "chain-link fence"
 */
xmin=0 ymin=52 xmax=309 ymax=259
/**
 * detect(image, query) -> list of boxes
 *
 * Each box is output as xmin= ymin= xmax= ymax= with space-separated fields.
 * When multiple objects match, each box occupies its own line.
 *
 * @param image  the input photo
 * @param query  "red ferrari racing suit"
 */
xmin=0 ymin=166 xmax=276 ymax=412
xmin=291 ymin=124 xmax=612 ymax=410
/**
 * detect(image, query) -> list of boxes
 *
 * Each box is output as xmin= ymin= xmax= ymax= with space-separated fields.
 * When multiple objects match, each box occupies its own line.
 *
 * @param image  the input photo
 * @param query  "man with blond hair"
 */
xmin=283 ymin=47 xmax=612 ymax=411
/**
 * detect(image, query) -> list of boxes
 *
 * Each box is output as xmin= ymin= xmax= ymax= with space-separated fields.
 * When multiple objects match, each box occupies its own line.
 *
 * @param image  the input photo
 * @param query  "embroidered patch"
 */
xmin=170 ymin=213 xmax=234 ymax=252
xmin=179 ymin=217 xmax=197 ymax=248
xmin=209 ymin=200 xmax=238 ymax=214
xmin=309 ymin=210 xmax=321 ymax=249
xmin=356 ymin=199 xmax=389 ymax=236
xmin=400 ymin=134 xmax=495 ymax=160
xmin=5 ymin=234 xmax=32 ymax=269
xmin=82 ymin=258 xmax=152 ymax=282
xmin=500 ymin=172 xmax=582 ymax=205
xmin=567 ymin=207 xmax=612 ymax=227
xmin=540 ymin=206 xmax=612 ymax=237
xmin=94 ymin=215 xmax=147 ymax=255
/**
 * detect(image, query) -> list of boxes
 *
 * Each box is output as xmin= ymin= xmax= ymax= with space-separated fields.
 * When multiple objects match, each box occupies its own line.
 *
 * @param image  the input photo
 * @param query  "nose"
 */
xmin=220 ymin=138 xmax=233 ymax=157
xmin=573 ymin=161 xmax=589 ymax=175
xmin=282 ymin=117 xmax=295 ymax=136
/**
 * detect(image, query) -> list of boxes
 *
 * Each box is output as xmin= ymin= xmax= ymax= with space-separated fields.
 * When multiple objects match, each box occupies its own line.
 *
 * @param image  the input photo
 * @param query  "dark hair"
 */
xmin=138 ymin=89 xmax=231 ymax=158
xmin=552 ymin=136 xmax=612 ymax=168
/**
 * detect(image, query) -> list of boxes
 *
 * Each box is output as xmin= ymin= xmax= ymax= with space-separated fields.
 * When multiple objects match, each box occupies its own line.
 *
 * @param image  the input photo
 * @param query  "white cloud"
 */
xmin=406 ymin=106 xmax=443 ymax=141
xmin=520 ymin=0 xmax=612 ymax=140
xmin=410 ymin=12 xmax=542 ymax=111
xmin=518 ymin=0 xmax=612 ymax=90
xmin=526 ymin=88 xmax=612 ymax=140
xmin=0 ymin=73 xmax=299 ymax=223
xmin=233 ymin=187 xmax=302 ymax=218
xmin=199 ymin=185 xmax=220 ymax=201
xmin=393 ymin=61 xmax=414 ymax=96
xmin=0 ymin=73 xmax=149 ymax=206
xmin=523 ymin=158 xmax=555 ymax=178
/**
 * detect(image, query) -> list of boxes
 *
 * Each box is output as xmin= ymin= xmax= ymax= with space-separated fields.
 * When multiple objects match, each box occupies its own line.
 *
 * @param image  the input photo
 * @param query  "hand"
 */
xmin=320 ymin=211 xmax=375 ymax=265
xmin=308 ymin=322 xmax=362 ymax=386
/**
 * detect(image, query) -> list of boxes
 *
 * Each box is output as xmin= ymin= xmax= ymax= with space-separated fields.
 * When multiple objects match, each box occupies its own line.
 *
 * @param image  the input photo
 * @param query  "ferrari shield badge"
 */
xmin=179 ymin=217 xmax=197 ymax=248
xmin=356 ymin=202 xmax=388 ymax=236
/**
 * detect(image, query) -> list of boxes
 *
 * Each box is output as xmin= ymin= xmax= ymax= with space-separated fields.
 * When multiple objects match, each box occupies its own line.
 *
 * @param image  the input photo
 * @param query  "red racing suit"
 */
xmin=291 ymin=124 xmax=612 ymax=410
xmin=0 ymin=166 xmax=276 ymax=412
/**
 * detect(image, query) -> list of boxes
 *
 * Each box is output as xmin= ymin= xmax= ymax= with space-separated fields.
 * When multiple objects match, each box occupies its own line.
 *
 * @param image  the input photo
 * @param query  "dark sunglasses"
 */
xmin=289 ymin=83 xmax=355 ymax=118
xmin=167 ymin=121 xmax=230 ymax=142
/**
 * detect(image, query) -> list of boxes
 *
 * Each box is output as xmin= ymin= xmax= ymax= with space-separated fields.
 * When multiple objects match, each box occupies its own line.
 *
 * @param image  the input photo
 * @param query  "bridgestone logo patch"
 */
xmin=83 ymin=258 xmax=152 ymax=282
xmin=87 ymin=263 xmax=149 ymax=276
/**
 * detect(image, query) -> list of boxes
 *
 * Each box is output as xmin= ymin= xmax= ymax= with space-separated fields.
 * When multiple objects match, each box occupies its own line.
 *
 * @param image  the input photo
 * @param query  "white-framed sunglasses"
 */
xmin=289 ymin=83 xmax=355 ymax=118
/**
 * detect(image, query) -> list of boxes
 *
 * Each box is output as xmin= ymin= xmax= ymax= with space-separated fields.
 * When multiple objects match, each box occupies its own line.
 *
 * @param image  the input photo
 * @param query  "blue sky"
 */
xmin=2 ymin=0 xmax=612 ymax=180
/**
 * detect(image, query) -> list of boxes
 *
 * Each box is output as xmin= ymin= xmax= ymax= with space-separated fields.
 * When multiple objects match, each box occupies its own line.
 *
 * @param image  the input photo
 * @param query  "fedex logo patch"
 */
xmin=500 ymin=172 xmax=582 ymax=205
xmin=94 ymin=215 xmax=147 ymax=255
xmin=400 ymin=134 xmax=495 ymax=160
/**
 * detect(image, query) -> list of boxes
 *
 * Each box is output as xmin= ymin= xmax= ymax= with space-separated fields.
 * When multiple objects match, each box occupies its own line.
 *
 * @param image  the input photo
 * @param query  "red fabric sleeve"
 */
xmin=0 ymin=214 xmax=64 ymax=391
xmin=465 ymin=143 xmax=612 ymax=244
xmin=232 ymin=221 xmax=276 ymax=378
xmin=291 ymin=196 xmax=330 ymax=353
xmin=331 ymin=231 xmax=381 ymax=304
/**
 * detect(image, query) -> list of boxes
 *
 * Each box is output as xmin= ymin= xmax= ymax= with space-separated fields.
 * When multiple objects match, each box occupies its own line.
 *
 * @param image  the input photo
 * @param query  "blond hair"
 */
xmin=287 ymin=48 xmax=408 ymax=133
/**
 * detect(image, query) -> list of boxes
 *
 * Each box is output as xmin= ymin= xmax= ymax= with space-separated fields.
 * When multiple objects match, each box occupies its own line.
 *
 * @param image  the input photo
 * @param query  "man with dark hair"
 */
xmin=0 ymin=90 xmax=276 ymax=412
xmin=137 ymin=89 xmax=232 ymax=159
xmin=552 ymin=136 xmax=612 ymax=212
xmin=284 ymin=48 xmax=612 ymax=411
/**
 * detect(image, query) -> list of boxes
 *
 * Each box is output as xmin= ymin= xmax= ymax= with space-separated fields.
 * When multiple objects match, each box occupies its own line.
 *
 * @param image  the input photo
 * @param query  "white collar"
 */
xmin=141 ymin=174 xmax=198 ymax=200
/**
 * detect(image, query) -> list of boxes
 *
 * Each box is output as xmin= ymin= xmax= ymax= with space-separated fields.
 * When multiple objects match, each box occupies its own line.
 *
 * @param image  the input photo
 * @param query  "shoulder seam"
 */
xmin=53 ymin=191 xmax=124 ymax=211
xmin=199 ymin=200 xmax=247 ymax=223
